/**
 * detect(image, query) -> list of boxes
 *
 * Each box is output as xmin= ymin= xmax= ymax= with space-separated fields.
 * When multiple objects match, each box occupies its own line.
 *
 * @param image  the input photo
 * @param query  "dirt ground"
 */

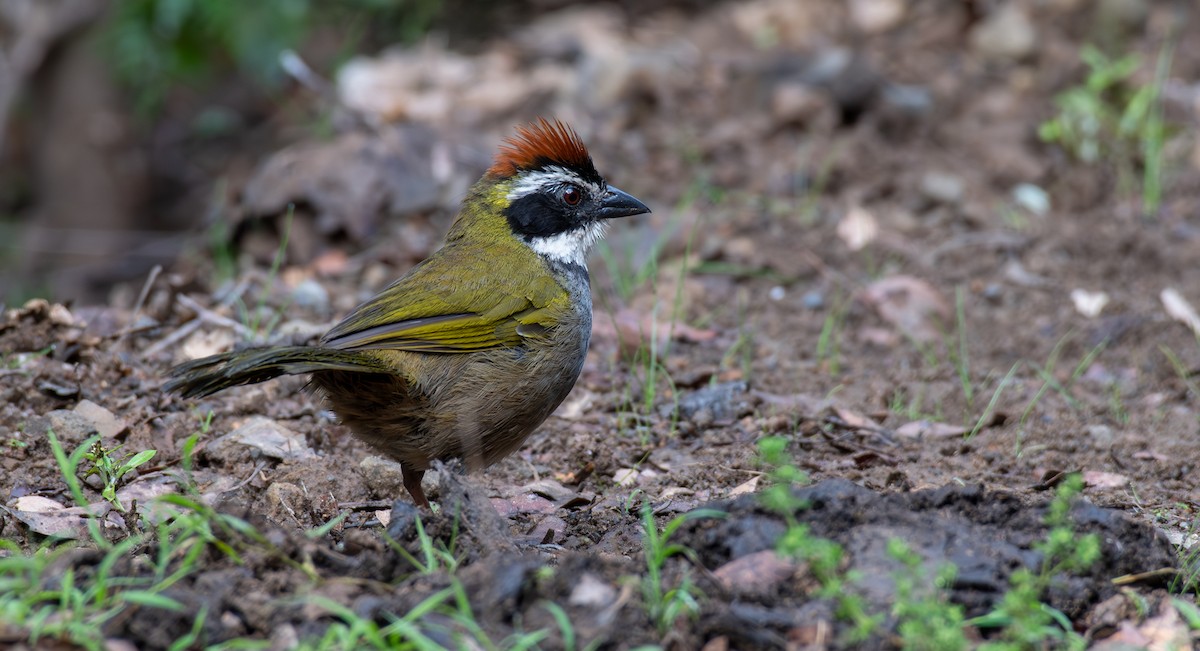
xmin=3 ymin=0 xmax=1200 ymax=649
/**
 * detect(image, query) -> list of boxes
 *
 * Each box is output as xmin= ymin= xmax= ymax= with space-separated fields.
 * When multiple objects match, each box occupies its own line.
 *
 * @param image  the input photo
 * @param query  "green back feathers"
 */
xmin=322 ymin=178 xmax=569 ymax=354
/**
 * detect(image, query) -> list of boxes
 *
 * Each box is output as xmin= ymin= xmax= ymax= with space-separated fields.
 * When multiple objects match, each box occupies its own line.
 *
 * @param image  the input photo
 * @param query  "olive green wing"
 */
xmin=322 ymin=244 xmax=564 ymax=353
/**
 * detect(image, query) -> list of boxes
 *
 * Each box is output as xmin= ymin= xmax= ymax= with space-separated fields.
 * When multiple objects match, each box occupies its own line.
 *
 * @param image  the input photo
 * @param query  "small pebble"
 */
xmin=291 ymin=278 xmax=331 ymax=314
xmin=849 ymin=0 xmax=905 ymax=33
xmin=73 ymin=400 xmax=127 ymax=439
xmin=970 ymin=4 xmax=1036 ymax=61
xmin=359 ymin=455 xmax=406 ymax=497
xmin=920 ymin=171 xmax=965 ymax=205
xmin=802 ymin=290 xmax=825 ymax=310
xmin=568 ymin=573 xmax=617 ymax=608
xmin=1012 ymin=183 xmax=1050 ymax=216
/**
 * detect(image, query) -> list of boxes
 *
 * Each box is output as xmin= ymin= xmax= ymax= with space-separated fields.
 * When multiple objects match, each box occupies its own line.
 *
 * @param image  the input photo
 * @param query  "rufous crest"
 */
xmin=487 ymin=118 xmax=599 ymax=181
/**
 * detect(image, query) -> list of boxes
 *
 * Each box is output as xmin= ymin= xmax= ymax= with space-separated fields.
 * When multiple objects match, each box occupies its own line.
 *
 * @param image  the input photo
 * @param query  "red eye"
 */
xmin=562 ymin=185 xmax=582 ymax=206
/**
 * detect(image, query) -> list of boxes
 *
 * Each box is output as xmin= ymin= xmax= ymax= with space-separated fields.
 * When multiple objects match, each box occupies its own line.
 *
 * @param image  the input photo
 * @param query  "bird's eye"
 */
xmin=561 ymin=185 xmax=582 ymax=206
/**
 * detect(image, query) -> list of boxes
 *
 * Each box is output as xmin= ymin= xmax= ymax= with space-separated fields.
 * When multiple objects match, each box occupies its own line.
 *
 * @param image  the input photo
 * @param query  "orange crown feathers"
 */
xmin=487 ymin=118 xmax=601 ymax=183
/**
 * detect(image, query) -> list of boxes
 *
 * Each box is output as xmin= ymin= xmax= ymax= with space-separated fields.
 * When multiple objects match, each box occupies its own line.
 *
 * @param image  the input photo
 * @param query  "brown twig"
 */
xmin=140 ymin=283 xmax=250 ymax=360
xmin=115 ymin=264 xmax=161 ymax=348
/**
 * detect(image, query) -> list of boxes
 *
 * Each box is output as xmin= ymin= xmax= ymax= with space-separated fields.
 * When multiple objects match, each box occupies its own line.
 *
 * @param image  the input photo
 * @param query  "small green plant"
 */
xmin=949 ymin=287 xmax=975 ymax=412
xmin=236 ymin=207 xmax=296 ymax=341
xmin=1160 ymin=345 xmax=1200 ymax=401
xmin=970 ymin=474 xmax=1100 ymax=650
xmin=640 ymin=504 xmax=725 ymax=636
xmin=0 ymin=429 xmax=266 ymax=648
xmin=795 ymin=141 xmax=843 ymax=227
xmin=0 ymin=345 xmax=54 ymax=372
xmin=967 ymin=361 xmax=1020 ymax=440
xmin=385 ymin=513 xmax=461 ymax=576
xmin=888 ymin=386 xmax=944 ymax=422
xmin=101 ymin=0 xmax=432 ymax=115
xmin=296 ymin=575 xmax=549 ymax=649
xmin=1106 ymin=382 xmax=1130 ymax=424
xmin=815 ymin=295 xmax=849 ymax=375
xmin=887 ymin=538 xmax=969 ymax=651
xmin=1038 ymin=43 xmax=1176 ymax=216
xmin=758 ymin=437 xmax=882 ymax=642
xmin=539 ymin=600 xmax=604 ymax=651
xmin=600 ymin=207 xmax=696 ymax=433
xmin=206 ymin=181 xmax=237 ymax=284
xmin=1174 ymin=597 xmax=1200 ymax=631
xmin=81 ymin=440 xmax=157 ymax=512
xmin=1169 ymin=516 xmax=1200 ymax=597
xmin=1010 ymin=336 xmax=1107 ymax=449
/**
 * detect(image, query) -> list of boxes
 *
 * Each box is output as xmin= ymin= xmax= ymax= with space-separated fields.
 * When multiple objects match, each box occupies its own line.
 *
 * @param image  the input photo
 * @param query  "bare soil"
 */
xmin=2 ymin=0 xmax=1199 ymax=649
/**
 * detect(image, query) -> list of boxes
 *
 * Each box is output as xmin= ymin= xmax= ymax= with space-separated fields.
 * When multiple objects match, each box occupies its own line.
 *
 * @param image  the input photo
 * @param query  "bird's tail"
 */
xmin=164 ymin=346 xmax=391 ymax=398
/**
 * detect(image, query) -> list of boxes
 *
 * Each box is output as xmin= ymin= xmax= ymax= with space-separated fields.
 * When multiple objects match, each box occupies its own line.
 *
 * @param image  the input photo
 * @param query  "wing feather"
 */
xmin=322 ymin=239 xmax=565 ymax=354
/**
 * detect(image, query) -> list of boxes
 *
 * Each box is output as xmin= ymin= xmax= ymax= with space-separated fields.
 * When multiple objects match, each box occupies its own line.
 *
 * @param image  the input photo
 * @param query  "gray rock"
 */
xmin=920 ymin=171 xmax=965 ymax=205
xmin=25 ymin=410 xmax=98 ymax=447
xmin=73 ymin=400 xmax=127 ymax=439
xmin=970 ymin=4 xmax=1036 ymax=61
xmin=205 ymin=416 xmax=316 ymax=465
xmin=672 ymin=381 xmax=752 ymax=424
xmin=359 ymin=455 xmax=406 ymax=498
xmin=290 ymin=279 xmax=330 ymax=315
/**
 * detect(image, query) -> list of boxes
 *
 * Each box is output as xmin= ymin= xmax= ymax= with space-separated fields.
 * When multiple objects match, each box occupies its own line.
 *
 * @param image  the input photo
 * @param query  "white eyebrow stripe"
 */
xmin=506 ymin=166 xmax=603 ymax=201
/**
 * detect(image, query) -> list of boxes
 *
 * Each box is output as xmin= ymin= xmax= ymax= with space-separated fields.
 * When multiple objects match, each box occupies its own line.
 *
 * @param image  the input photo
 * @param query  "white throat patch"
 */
xmin=527 ymin=221 xmax=607 ymax=268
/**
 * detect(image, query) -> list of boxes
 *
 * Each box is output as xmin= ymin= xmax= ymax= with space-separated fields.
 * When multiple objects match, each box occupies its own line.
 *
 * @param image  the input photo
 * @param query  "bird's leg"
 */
xmin=401 ymin=465 xmax=428 ymax=508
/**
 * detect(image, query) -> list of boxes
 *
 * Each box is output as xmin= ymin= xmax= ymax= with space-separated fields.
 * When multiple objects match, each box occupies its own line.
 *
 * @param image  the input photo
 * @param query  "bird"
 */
xmin=165 ymin=119 xmax=650 ymax=507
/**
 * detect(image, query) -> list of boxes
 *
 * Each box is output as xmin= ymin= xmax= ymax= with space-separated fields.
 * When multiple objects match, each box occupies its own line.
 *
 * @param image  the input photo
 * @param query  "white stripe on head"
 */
xmin=526 ymin=220 xmax=608 ymax=268
xmin=506 ymin=166 xmax=603 ymax=201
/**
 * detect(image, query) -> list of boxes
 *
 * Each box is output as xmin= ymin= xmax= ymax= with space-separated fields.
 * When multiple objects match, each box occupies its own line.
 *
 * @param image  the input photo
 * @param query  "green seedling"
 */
xmin=951 ymin=287 xmax=974 ymax=411
xmin=968 ymin=361 xmax=1021 ymax=439
xmin=1039 ymin=43 xmax=1177 ymax=216
xmin=539 ymin=601 xmax=604 ymax=651
xmin=1169 ymin=516 xmax=1200 ymax=597
xmin=383 ymin=512 xmax=461 ymax=576
xmin=887 ymin=386 xmax=943 ymax=422
xmin=235 ymin=205 xmax=295 ymax=341
xmin=1174 ymin=598 xmax=1200 ymax=631
xmin=888 ymin=538 xmax=968 ymax=651
xmin=757 ymin=436 xmax=881 ymax=642
xmin=81 ymin=440 xmax=157 ymax=512
xmin=640 ymin=504 xmax=725 ymax=636
xmin=815 ymin=294 xmax=849 ymax=375
xmin=1160 ymin=344 xmax=1200 ymax=401
xmin=0 ymin=345 xmax=54 ymax=372
xmin=970 ymin=474 xmax=1099 ymax=650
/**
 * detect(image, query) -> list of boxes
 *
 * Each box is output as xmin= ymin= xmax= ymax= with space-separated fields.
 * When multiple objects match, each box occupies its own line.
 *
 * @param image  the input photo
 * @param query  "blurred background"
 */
xmin=0 ymin=0 xmax=1195 ymax=308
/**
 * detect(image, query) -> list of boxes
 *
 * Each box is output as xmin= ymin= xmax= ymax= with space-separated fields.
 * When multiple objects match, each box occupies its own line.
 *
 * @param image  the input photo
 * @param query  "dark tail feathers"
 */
xmin=164 ymin=346 xmax=390 ymax=398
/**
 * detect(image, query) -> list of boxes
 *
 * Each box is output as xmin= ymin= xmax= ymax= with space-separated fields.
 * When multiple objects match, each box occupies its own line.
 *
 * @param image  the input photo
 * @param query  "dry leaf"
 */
xmin=1070 ymin=289 xmax=1109 ymax=318
xmin=1102 ymin=598 xmax=1191 ymax=651
xmin=1161 ymin=288 xmax=1200 ymax=337
xmin=713 ymin=550 xmax=798 ymax=597
xmin=729 ymin=476 xmax=760 ymax=497
xmin=834 ymin=406 xmax=880 ymax=430
xmin=837 ymin=205 xmax=879 ymax=251
xmin=374 ymin=509 xmax=391 ymax=527
xmin=613 ymin=468 xmax=639 ymax=487
xmin=895 ymin=420 xmax=968 ymax=439
xmin=489 ymin=494 xmax=556 ymax=518
xmin=860 ymin=275 xmax=950 ymax=343
xmin=4 ymin=496 xmax=102 ymax=538
xmin=1083 ymin=470 xmax=1129 ymax=490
